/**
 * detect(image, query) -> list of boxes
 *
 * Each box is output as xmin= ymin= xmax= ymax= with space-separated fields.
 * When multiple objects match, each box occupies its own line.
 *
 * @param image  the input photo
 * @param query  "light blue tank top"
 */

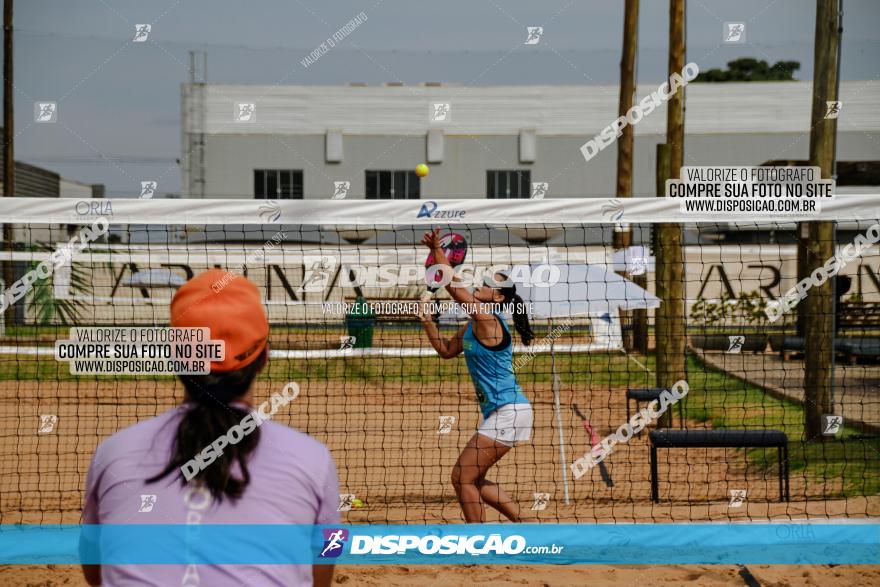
xmin=462 ymin=314 xmax=530 ymax=418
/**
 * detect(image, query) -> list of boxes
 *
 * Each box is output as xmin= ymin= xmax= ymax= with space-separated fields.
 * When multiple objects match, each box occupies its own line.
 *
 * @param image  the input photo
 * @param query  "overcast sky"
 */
xmin=14 ymin=0 xmax=880 ymax=196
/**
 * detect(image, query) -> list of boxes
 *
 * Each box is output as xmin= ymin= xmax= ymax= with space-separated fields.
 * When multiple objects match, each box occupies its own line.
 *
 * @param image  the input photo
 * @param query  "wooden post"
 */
xmin=614 ymin=0 xmax=640 ymax=205
xmin=804 ymin=0 xmax=840 ymax=440
xmin=2 ymin=0 xmax=14 ymax=329
xmin=666 ymin=0 xmax=685 ymax=179
xmin=655 ymin=0 xmax=687 ymax=428
xmin=655 ymin=144 xmax=683 ymax=428
xmin=614 ymin=0 xmax=642 ymax=351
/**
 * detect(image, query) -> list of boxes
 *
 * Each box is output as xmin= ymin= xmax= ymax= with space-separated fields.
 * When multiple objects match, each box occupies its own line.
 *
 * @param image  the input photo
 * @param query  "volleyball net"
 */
xmin=0 ymin=197 xmax=878 ymax=524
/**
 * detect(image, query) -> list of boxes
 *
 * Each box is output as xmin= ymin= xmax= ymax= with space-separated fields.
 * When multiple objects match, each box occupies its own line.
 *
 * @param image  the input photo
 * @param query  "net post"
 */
xmin=804 ymin=0 xmax=841 ymax=440
xmin=654 ymin=143 xmax=685 ymax=428
xmin=549 ymin=319 xmax=571 ymax=505
xmin=655 ymin=0 xmax=687 ymax=426
xmin=614 ymin=0 xmax=639 ymax=352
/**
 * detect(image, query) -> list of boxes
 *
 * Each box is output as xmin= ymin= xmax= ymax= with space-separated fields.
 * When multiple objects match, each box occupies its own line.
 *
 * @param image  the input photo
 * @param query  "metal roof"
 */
xmin=185 ymin=80 xmax=880 ymax=136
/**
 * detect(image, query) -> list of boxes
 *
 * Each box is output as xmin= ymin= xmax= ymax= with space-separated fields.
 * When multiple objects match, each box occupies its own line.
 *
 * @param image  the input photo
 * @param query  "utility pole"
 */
xmin=803 ymin=0 xmax=840 ymax=440
xmin=655 ymin=0 xmax=687 ymax=426
xmin=615 ymin=0 xmax=646 ymax=352
xmin=615 ymin=0 xmax=639 ymax=215
xmin=2 ymin=0 xmax=14 ymax=328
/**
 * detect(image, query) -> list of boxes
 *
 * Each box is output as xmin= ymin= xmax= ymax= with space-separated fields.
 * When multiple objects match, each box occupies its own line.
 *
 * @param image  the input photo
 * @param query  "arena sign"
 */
xmin=9 ymin=243 xmax=880 ymax=326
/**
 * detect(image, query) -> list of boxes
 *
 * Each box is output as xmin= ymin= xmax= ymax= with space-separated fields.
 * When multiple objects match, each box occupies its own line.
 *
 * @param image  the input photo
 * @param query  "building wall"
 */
xmin=59 ymin=178 xmax=95 ymax=199
xmin=0 ymin=160 xmax=60 ymax=198
xmin=199 ymin=131 xmax=873 ymax=199
xmin=183 ymin=80 xmax=880 ymax=199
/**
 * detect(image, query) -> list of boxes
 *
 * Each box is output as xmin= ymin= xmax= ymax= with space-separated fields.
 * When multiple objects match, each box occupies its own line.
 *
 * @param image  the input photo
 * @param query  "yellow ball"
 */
xmin=415 ymin=164 xmax=429 ymax=178
xmin=351 ymin=498 xmax=364 ymax=508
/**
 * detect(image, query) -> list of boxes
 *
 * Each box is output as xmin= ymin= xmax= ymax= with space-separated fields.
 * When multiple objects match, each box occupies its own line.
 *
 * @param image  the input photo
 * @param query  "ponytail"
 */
xmin=508 ymin=293 xmax=535 ymax=346
xmin=147 ymin=349 xmax=266 ymax=501
xmin=495 ymin=273 xmax=535 ymax=346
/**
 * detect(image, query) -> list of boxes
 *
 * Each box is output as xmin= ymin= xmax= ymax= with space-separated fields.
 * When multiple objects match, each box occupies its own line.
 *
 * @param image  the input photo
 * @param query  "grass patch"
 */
xmin=0 ymin=349 xmax=657 ymax=387
xmin=683 ymin=354 xmax=880 ymax=498
xmin=244 ymin=354 xmax=649 ymax=388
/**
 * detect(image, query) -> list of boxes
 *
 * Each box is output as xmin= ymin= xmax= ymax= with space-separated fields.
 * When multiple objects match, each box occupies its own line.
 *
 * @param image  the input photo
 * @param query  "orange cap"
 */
xmin=170 ymin=269 xmax=269 ymax=373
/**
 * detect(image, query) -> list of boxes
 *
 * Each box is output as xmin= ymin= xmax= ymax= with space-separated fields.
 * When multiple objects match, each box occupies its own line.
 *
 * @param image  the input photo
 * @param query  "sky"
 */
xmin=12 ymin=0 xmax=880 ymax=196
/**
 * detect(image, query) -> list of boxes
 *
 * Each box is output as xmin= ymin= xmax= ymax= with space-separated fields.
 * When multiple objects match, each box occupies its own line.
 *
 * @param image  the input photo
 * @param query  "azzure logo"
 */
xmin=417 ymin=201 xmax=465 ymax=220
xmin=320 ymin=528 xmax=349 ymax=558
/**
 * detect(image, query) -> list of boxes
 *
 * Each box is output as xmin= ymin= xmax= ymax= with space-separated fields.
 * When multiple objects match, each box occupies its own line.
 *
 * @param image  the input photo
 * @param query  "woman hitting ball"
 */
xmin=418 ymin=228 xmax=535 ymax=523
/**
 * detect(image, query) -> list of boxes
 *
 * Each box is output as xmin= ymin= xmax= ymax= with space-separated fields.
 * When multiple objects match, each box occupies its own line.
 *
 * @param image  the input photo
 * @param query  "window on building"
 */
xmin=365 ymin=170 xmax=420 ymax=199
xmin=254 ymin=170 xmax=304 ymax=199
xmin=486 ymin=170 xmax=531 ymax=199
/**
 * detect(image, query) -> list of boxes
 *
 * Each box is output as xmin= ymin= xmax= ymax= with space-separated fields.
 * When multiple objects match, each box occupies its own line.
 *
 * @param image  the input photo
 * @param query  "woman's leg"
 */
xmin=452 ymin=433 xmax=518 ymax=522
xmin=480 ymin=404 xmax=536 ymax=521
xmin=476 ymin=478 xmax=527 ymax=522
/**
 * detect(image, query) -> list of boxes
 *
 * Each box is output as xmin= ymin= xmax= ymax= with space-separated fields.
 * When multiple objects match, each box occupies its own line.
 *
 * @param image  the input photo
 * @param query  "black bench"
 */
xmin=774 ymin=301 xmax=880 ymax=361
xmin=626 ymin=388 xmax=684 ymax=429
xmin=835 ymin=337 xmax=880 ymax=364
xmin=778 ymin=335 xmax=880 ymax=364
xmin=777 ymin=336 xmax=851 ymax=360
xmin=648 ymin=429 xmax=790 ymax=503
xmin=838 ymin=301 xmax=880 ymax=332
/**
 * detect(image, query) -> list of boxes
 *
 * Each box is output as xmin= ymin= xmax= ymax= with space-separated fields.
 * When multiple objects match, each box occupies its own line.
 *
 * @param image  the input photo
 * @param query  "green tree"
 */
xmin=694 ymin=58 xmax=800 ymax=82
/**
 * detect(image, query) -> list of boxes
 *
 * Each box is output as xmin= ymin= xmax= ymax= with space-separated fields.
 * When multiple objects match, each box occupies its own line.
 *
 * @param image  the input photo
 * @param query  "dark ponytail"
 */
xmin=507 ymin=293 xmax=535 ymax=346
xmin=147 ymin=349 xmax=266 ymax=501
xmin=496 ymin=273 xmax=535 ymax=346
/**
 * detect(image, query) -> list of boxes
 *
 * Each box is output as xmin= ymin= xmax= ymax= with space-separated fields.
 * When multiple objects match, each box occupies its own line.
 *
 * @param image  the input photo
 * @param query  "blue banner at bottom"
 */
xmin=0 ymin=523 xmax=877 ymax=565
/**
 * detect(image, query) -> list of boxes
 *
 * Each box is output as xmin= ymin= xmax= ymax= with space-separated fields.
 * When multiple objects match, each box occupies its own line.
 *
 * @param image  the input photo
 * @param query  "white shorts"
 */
xmin=477 ymin=403 xmax=533 ymax=447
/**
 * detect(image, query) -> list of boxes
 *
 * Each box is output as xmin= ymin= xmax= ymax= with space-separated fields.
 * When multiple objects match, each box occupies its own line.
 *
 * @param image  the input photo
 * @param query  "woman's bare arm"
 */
xmin=419 ymin=309 xmax=467 ymax=359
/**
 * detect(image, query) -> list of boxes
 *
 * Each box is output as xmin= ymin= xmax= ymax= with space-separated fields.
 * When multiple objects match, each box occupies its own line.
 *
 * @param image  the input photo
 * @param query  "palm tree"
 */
xmin=26 ymin=243 xmax=97 ymax=326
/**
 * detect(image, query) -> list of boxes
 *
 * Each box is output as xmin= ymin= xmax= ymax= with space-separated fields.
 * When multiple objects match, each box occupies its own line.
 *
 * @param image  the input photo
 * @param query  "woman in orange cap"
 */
xmin=81 ymin=269 xmax=339 ymax=587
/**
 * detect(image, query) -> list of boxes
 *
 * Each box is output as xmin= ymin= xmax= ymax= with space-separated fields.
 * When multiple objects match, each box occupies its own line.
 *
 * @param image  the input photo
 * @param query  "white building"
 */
xmin=180 ymin=80 xmax=880 ymax=200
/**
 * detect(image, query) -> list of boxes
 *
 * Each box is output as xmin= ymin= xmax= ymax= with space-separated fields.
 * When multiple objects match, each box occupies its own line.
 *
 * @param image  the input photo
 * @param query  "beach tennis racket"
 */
xmin=572 ymin=403 xmax=614 ymax=487
xmin=421 ymin=232 xmax=468 ymax=301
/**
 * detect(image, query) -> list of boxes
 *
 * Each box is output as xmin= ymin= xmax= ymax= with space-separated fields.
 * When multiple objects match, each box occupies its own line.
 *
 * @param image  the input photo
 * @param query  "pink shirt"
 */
xmin=83 ymin=405 xmax=340 ymax=586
